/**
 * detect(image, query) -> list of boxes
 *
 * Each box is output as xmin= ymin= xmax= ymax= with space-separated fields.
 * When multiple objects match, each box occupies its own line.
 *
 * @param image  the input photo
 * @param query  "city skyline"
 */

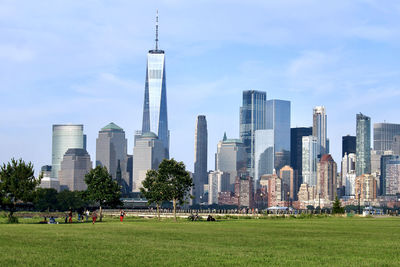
xmin=2 ymin=1 xmax=400 ymax=173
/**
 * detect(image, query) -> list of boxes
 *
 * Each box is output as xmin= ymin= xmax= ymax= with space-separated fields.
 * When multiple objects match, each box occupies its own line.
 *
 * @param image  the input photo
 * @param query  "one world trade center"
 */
xmin=141 ymin=12 xmax=170 ymax=158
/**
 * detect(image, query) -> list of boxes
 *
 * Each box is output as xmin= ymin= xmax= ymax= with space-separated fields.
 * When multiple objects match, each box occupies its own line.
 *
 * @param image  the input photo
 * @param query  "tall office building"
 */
xmin=51 ymin=124 xmax=85 ymax=179
xmin=312 ymin=106 xmax=328 ymax=156
xmin=208 ymin=170 xmax=230 ymax=205
xmin=141 ymin=12 xmax=169 ymax=158
xmin=290 ymin=127 xmax=312 ymax=186
xmin=341 ymin=153 xmax=356 ymax=187
xmin=58 ymin=148 xmax=92 ymax=191
xmin=355 ymin=174 xmax=377 ymax=201
xmin=39 ymin=165 xmax=60 ymax=191
xmin=254 ymin=129 xmax=274 ymax=184
xmin=193 ymin=115 xmax=208 ymax=205
xmin=380 ymin=154 xmax=400 ymax=195
xmin=239 ymin=90 xmax=267 ymax=178
xmin=132 ymin=132 xmax=165 ymax=192
xmin=280 ymin=165 xmax=294 ymax=201
xmin=266 ymin=99 xmax=291 ymax=172
xmin=342 ymin=135 xmax=356 ymax=158
xmin=385 ymin=159 xmax=400 ymax=195
xmin=316 ymin=154 xmax=337 ymax=201
xmin=302 ymin=136 xmax=318 ymax=186
xmin=373 ymin=123 xmax=400 ymax=153
xmin=215 ymin=134 xmax=247 ymax=191
xmin=356 ymin=113 xmax=371 ymax=176
xmin=392 ymin=136 xmax=400 ymax=155
xmin=290 ymin=128 xmax=313 ymax=170
xmin=96 ymin=122 xmax=128 ymax=191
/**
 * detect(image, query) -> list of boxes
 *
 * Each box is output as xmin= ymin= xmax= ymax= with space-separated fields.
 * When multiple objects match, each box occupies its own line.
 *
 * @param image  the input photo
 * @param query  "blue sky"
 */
xmin=1 ymin=0 xmax=400 ymax=172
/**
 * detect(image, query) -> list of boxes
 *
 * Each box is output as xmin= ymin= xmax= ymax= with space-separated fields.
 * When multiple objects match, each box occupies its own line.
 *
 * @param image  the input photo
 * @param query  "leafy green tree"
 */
xmin=158 ymin=159 xmax=193 ymax=222
xmin=33 ymin=188 xmax=58 ymax=211
xmin=332 ymin=195 xmax=345 ymax=214
xmin=140 ymin=169 xmax=167 ymax=220
xmin=0 ymin=159 xmax=42 ymax=223
xmin=56 ymin=190 xmax=88 ymax=212
xmin=84 ymin=166 xmax=122 ymax=221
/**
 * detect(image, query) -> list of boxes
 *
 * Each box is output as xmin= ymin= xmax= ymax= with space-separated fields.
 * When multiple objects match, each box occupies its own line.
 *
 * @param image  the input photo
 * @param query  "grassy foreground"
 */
xmin=1 ymin=216 xmax=400 ymax=266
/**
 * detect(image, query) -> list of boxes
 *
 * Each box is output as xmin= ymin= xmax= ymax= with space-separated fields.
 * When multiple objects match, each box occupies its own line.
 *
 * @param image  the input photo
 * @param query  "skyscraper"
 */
xmin=316 ymin=154 xmax=337 ymax=201
xmin=254 ymin=129 xmax=274 ymax=184
xmin=341 ymin=152 xmax=356 ymax=187
xmin=312 ymin=106 xmax=328 ymax=156
xmin=342 ymin=135 xmax=356 ymax=158
xmin=132 ymin=132 xmax=164 ymax=192
xmin=266 ymin=99 xmax=291 ymax=172
xmin=385 ymin=159 xmax=400 ymax=196
xmin=208 ymin=170 xmax=230 ymax=205
xmin=380 ymin=154 xmax=400 ymax=195
xmin=96 ymin=122 xmax=128 ymax=191
xmin=58 ymin=148 xmax=92 ymax=191
xmin=290 ymin=127 xmax=312 ymax=186
xmin=141 ymin=12 xmax=169 ymax=158
xmin=239 ymin=90 xmax=266 ymax=178
xmin=373 ymin=122 xmax=400 ymax=153
xmin=39 ymin=165 xmax=60 ymax=191
xmin=302 ymin=136 xmax=318 ymax=186
xmin=280 ymin=165 xmax=294 ymax=201
xmin=193 ymin=115 xmax=208 ymax=205
xmin=356 ymin=113 xmax=371 ymax=176
xmin=215 ymin=134 xmax=247 ymax=191
xmin=51 ymin=124 xmax=85 ymax=180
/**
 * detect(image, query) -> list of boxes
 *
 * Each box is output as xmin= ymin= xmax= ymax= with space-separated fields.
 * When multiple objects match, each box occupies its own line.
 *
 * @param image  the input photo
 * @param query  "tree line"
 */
xmin=0 ymin=159 xmax=122 ymax=223
xmin=0 ymin=158 xmax=193 ymax=223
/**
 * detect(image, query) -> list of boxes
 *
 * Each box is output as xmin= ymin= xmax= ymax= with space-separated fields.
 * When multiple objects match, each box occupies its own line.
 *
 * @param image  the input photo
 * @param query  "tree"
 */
xmin=56 ymin=190 xmax=88 ymax=212
xmin=140 ymin=169 xmax=167 ymax=220
xmin=0 ymin=159 xmax=42 ymax=223
xmin=33 ymin=188 xmax=58 ymax=211
xmin=332 ymin=195 xmax=345 ymax=214
xmin=158 ymin=159 xmax=193 ymax=222
xmin=84 ymin=166 xmax=122 ymax=221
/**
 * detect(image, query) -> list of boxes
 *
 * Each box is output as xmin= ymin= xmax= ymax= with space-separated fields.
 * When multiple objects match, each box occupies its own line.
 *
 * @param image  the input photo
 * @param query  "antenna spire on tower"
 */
xmin=155 ymin=10 xmax=159 ymax=50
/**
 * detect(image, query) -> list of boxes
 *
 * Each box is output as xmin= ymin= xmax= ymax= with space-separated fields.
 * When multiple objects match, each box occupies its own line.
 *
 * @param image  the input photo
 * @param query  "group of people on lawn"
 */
xmin=41 ymin=209 xmax=126 ymax=224
xmin=64 ymin=209 xmax=126 ymax=224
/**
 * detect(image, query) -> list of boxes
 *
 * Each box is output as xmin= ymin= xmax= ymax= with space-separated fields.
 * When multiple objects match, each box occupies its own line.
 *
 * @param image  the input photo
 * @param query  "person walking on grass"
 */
xmin=120 ymin=210 xmax=126 ymax=222
xmin=85 ymin=209 xmax=90 ymax=222
xmin=92 ymin=211 xmax=98 ymax=224
xmin=80 ymin=210 xmax=85 ymax=223
xmin=68 ymin=210 xmax=73 ymax=223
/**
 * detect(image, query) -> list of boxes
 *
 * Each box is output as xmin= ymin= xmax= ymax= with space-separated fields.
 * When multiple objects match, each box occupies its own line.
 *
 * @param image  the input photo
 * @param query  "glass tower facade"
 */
xmin=266 ymin=99 xmax=291 ymax=172
xmin=342 ymin=135 xmax=356 ymax=158
xmin=142 ymin=15 xmax=169 ymax=158
xmin=302 ymin=135 xmax=318 ymax=186
xmin=239 ymin=90 xmax=266 ymax=178
xmin=254 ymin=129 xmax=274 ymax=184
xmin=356 ymin=113 xmax=371 ymax=176
xmin=194 ymin=115 xmax=208 ymax=204
xmin=290 ymin=127 xmax=312 ymax=185
xmin=380 ymin=155 xmax=400 ymax=195
xmin=51 ymin=124 xmax=85 ymax=179
xmin=312 ymin=106 xmax=328 ymax=156
xmin=373 ymin=123 xmax=400 ymax=153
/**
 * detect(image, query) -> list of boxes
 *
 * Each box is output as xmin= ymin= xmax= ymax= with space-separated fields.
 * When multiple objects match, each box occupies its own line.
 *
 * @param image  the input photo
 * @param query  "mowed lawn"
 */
xmin=1 ymin=216 xmax=400 ymax=266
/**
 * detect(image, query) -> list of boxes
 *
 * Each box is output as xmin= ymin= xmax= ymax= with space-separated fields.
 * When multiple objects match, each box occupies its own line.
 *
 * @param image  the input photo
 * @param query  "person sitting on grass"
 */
xmin=207 ymin=215 xmax=216 ymax=222
xmin=48 ymin=216 xmax=57 ymax=224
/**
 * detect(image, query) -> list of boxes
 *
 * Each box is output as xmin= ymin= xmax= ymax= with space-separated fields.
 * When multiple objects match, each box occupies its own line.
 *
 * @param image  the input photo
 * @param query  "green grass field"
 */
xmin=1 ymin=216 xmax=400 ymax=266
